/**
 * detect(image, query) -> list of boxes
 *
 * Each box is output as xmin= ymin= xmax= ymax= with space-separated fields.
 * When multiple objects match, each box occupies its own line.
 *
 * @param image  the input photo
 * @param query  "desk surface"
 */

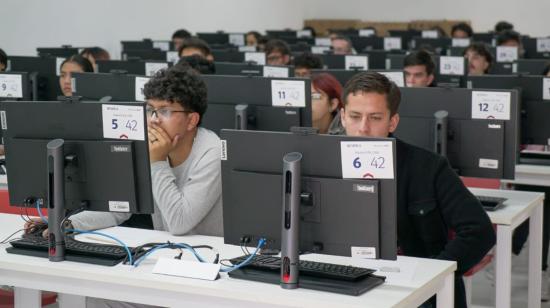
xmin=501 ymin=164 xmax=550 ymax=187
xmin=0 ymin=214 xmax=456 ymax=308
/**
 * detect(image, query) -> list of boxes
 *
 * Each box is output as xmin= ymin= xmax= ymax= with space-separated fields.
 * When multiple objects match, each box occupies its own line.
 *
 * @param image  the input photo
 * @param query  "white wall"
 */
xmin=1 ymin=0 xmax=549 ymax=59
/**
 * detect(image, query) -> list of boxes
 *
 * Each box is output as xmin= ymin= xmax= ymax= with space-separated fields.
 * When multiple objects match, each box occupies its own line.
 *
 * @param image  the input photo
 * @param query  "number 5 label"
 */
xmin=340 ymin=141 xmax=395 ymax=179
xmin=102 ymin=104 xmax=145 ymax=141
xmin=471 ymin=91 xmax=511 ymax=120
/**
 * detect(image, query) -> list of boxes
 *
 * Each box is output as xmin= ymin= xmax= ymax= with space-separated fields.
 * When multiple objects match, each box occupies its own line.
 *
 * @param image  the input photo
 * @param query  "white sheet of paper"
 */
xmin=238 ymin=46 xmax=256 ymax=52
xmin=56 ymin=57 xmax=66 ymax=76
xmin=271 ymin=80 xmax=306 ymax=107
xmin=359 ymin=29 xmax=375 ymax=37
xmin=244 ymin=52 xmax=266 ymax=65
xmin=134 ymin=77 xmax=150 ymax=102
xmin=153 ymin=258 xmax=221 ymax=281
xmin=229 ymin=34 xmax=245 ymax=46
xmin=471 ymin=91 xmax=511 ymax=120
xmin=496 ymin=46 xmax=518 ymax=63
xmin=340 ymin=141 xmax=395 ymax=179
xmin=543 ymin=78 xmax=550 ymax=101
xmin=439 ymin=56 xmax=465 ymax=75
xmin=0 ymin=74 xmax=23 ymax=98
xmin=422 ymin=30 xmax=439 ymax=38
xmin=263 ymin=66 xmax=289 ymax=78
xmin=358 ymin=257 xmax=419 ymax=286
xmin=452 ymin=38 xmax=471 ymax=47
xmin=537 ymin=38 xmax=550 ymax=53
xmin=296 ymin=30 xmax=312 ymax=38
xmin=145 ymin=62 xmax=169 ymax=77
xmin=166 ymin=51 xmax=180 ymax=64
xmin=311 ymin=46 xmax=330 ymax=54
xmin=102 ymin=104 xmax=145 ymax=140
xmin=345 ymin=55 xmax=368 ymax=70
xmin=153 ymin=41 xmax=170 ymax=52
xmin=315 ymin=38 xmax=332 ymax=47
xmin=384 ymin=37 xmax=402 ymax=51
xmin=380 ymin=71 xmax=405 ymax=87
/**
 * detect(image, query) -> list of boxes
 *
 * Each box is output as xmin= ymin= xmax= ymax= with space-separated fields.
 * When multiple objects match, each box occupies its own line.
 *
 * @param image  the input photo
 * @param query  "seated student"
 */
xmin=338 ymin=71 xmax=496 ymax=308
xmin=59 ymin=55 xmax=94 ymax=96
xmin=496 ymin=29 xmax=524 ymax=58
xmin=464 ymin=43 xmax=493 ymax=75
xmin=265 ymin=39 xmax=291 ymax=66
xmin=494 ymin=21 xmax=514 ymax=34
xmin=79 ymin=47 xmax=110 ymax=72
xmin=245 ymin=31 xmax=262 ymax=46
xmin=331 ymin=35 xmax=354 ymax=55
xmin=293 ymin=52 xmax=323 ymax=77
xmin=403 ymin=50 xmax=435 ymax=87
xmin=451 ymin=22 xmax=473 ymax=38
xmin=178 ymin=37 xmax=214 ymax=62
xmin=0 ymin=48 xmax=7 ymax=71
xmin=177 ymin=55 xmax=215 ymax=75
xmin=257 ymin=36 xmax=269 ymax=52
xmin=172 ymin=29 xmax=192 ymax=52
xmin=310 ymin=73 xmax=343 ymax=134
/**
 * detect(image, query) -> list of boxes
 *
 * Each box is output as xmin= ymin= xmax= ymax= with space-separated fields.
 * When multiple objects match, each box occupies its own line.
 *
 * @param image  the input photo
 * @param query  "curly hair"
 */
xmin=143 ymin=65 xmax=208 ymax=126
xmin=293 ymin=52 xmax=323 ymax=70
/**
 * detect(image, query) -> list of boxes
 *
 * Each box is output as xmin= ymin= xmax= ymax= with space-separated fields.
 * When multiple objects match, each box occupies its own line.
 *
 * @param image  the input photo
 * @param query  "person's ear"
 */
xmin=340 ymin=108 xmax=347 ymax=129
xmin=329 ymin=98 xmax=340 ymax=112
xmin=427 ymin=74 xmax=435 ymax=86
xmin=187 ymin=112 xmax=200 ymax=130
xmin=389 ymin=113 xmax=400 ymax=133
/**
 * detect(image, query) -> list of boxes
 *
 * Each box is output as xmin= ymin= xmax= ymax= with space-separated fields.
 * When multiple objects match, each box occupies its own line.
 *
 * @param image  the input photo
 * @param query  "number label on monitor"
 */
xmin=543 ymin=78 xmax=550 ymax=101
xmin=496 ymin=46 xmax=518 ymax=63
xmin=135 ymin=77 xmax=150 ymax=102
xmin=311 ymin=46 xmax=330 ymax=54
xmin=422 ymin=30 xmax=439 ymax=38
xmin=345 ymin=55 xmax=368 ymax=70
xmin=439 ymin=56 xmax=465 ymax=75
xmin=340 ymin=141 xmax=394 ymax=179
xmin=452 ymin=38 xmax=471 ymax=47
xmin=0 ymin=74 xmax=23 ymax=98
xmin=229 ymin=34 xmax=245 ymax=46
xmin=56 ymin=57 xmax=66 ymax=76
xmin=166 ymin=51 xmax=180 ymax=64
xmin=271 ymin=80 xmax=306 ymax=107
xmin=244 ymin=52 xmax=266 ymax=65
xmin=384 ymin=37 xmax=402 ymax=51
xmin=315 ymin=38 xmax=332 ymax=47
xmin=153 ymin=41 xmax=170 ymax=52
xmin=471 ymin=91 xmax=511 ymax=120
xmin=145 ymin=62 xmax=169 ymax=77
xmin=296 ymin=30 xmax=312 ymax=38
xmin=263 ymin=66 xmax=289 ymax=78
xmin=379 ymin=71 xmax=405 ymax=87
xmin=537 ymin=38 xmax=550 ymax=52
xmin=238 ymin=46 xmax=256 ymax=52
xmin=359 ymin=29 xmax=375 ymax=37
xmin=102 ymin=104 xmax=145 ymax=141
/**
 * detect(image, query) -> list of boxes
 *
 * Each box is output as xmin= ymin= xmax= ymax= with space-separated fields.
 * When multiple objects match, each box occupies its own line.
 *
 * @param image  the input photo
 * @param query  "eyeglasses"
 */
xmin=312 ymin=92 xmax=323 ymax=100
xmin=146 ymin=107 xmax=192 ymax=119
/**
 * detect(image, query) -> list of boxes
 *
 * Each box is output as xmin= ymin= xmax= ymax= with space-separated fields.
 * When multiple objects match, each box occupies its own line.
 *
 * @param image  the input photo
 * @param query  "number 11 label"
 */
xmin=471 ymin=91 xmax=511 ymax=120
xmin=340 ymin=141 xmax=394 ymax=179
xmin=102 ymin=104 xmax=145 ymax=141
xmin=271 ymin=80 xmax=306 ymax=107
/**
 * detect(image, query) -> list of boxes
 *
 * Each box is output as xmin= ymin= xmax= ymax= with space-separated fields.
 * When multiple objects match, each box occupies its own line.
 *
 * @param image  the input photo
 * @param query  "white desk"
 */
xmin=501 ymin=164 xmax=550 ymax=187
xmin=0 ymin=213 xmax=457 ymax=308
xmin=470 ymin=188 xmax=544 ymax=308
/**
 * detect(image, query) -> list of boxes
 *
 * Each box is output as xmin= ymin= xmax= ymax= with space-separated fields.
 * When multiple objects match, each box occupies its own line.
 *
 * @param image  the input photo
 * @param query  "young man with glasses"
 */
xmin=265 ymin=39 xmax=291 ymax=66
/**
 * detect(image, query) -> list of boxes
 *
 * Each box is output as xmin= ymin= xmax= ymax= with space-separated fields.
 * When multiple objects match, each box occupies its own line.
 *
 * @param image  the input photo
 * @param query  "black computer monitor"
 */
xmin=410 ymin=37 xmax=452 ymax=55
xmin=214 ymin=62 xmax=294 ymax=77
xmin=122 ymin=48 xmax=166 ymax=61
xmin=388 ymin=30 xmax=421 ymax=50
xmin=201 ymin=75 xmax=312 ymax=134
xmin=472 ymin=33 xmax=496 ymax=46
xmin=210 ymin=50 xmax=266 ymax=65
xmin=515 ymin=59 xmax=550 ymax=75
xmin=266 ymin=30 xmax=297 ymax=39
xmin=522 ymin=37 xmax=550 ymax=59
xmin=387 ymin=53 xmax=406 ymax=69
xmin=0 ymin=72 xmax=32 ymax=101
xmin=96 ymin=60 xmax=170 ymax=76
xmin=121 ymin=40 xmax=154 ymax=52
xmin=72 ymin=72 xmax=146 ymax=102
xmin=317 ymin=53 xmax=398 ymax=70
xmin=309 ymin=69 xmax=405 ymax=87
xmin=221 ymin=129 xmax=397 ymax=260
xmin=395 ymin=87 xmax=520 ymax=179
xmin=37 ymin=47 xmax=80 ymax=58
xmin=7 ymin=56 xmax=62 ymax=100
xmin=434 ymin=56 xmax=468 ymax=88
xmin=349 ymin=36 xmax=384 ymax=52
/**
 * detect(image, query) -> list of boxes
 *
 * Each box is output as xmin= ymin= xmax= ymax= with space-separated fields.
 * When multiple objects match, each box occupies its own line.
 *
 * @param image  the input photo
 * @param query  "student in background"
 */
xmin=80 ymin=47 xmax=110 ymax=72
xmin=178 ymin=37 xmax=213 ymax=61
xmin=497 ymin=30 xmax=522 ymax=47
xmin=59 ymin=55 xmax=94 ymax=96
xmin=257 ymin=36 xmax=269 ymax=52
xmin=172 ymin=29 xmax=192 ymax=52
xmin=451 ymin=23 xmax=473 ymax=38
xmin=310 ymin=73 xmax=343 ymax=134
xmin=330 ymin=35 xmax=354 ymax=55
xmin=0 ymin=48 xmax=7 ymax=71
xmin=464 ymin=43 xmax=493 ymax=75
xmin=177 ymin=55 xmax=215 ymax=75
xmin=245 ymin=31 xmax=262 ymax=46
xmin=403 ymin=50 xmax=435 ymax=87
xmin=265 ymin=39 xmax=291 ymax=66
xmin=338 ymin=71 xmax=496 ymax=308
xmin=293 ymin=52 xmax=323 ymax=77
xmin=494 ymin=21 xmax=514 ymax=34
xmin=543 ymin=63 xmax=550 ymax=77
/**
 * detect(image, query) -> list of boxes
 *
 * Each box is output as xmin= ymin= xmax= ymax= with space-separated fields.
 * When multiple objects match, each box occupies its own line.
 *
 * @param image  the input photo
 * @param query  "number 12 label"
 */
xmin=340 ymin=141 xmax=394 ymax=179
xmin=102 ymin=104 xmax=145 ymax=141
xmin=471 ymin=91 xmax=511 ymax=120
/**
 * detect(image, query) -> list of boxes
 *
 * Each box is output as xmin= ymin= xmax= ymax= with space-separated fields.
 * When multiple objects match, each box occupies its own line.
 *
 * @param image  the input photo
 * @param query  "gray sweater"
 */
xmin=70 ymin=127 xmax=223 ymax=236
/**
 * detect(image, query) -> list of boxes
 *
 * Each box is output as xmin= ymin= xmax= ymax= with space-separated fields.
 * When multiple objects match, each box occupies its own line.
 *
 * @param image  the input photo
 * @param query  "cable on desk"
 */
xmin=132 ymin=242 xmax=209 ymax=267
xmin=219 ymin=238 xmax=266 ymax=273
xmin=65 ymin=228 xmax=134 ymax=265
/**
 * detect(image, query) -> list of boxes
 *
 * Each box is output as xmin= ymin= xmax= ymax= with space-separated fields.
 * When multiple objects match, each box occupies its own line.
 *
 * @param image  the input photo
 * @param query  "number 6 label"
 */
xmin=471 ymin=91 xmax=511 ymax=120
xmin=341 ymin=141 xmax=395 ymax=179
xmin=102 ymin=104 xmax=145 ymax=141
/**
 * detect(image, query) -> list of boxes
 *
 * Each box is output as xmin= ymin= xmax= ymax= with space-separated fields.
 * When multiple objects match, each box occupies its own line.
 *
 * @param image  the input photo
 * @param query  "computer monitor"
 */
xmin=210 ymin=50 xmax=266 ymax=65
xmin=266 ymin=30 xmax=297 ymax=39
xmin=214 ymin=62 xmax=294 ymax=77
xmin=0 ymin=72 xmax=32 ymax=101
xmin=121 ymin=40 xmax=154 ymax=52
xmin=72 ymin=72 xmax=146 ymax=102
xmin=96 ymin=60 xmax=170 ymax=76
xmin=386 ymin=54 xmax=406 ymax=69
xmin=201 ymin=75 xmax=312 ymax=134
xmin=515 ymin=59 xmax=550 ymax=75
xmin=37 ymin=47 xmax=80 ymax=58
xmin=349 ymin=36 xmax=384 ymax=52
xmin=472 ymin=33 xmax=496 ymax=46
xmin=434 ymin=56 xmax=468 ymax=88
xmin=0 ymin=100 xmax=154 ymax=259
xmin=410 ymin=37 xmax=452 ymax=55
xmin=197 ymin=32 xmax=231 ymax=45
xmin=7 ymin=56 xmax=63 ymax=100
xmin=122 ymin=49 xmax=166 ymax=61
xmin=317 ymin=53 xmax=402 ymax=70
xmin=309 ymin=69 xmax=405 ymax=87
xmin=522 ymin=37 xmax=550 ymax=59
xmin=388 ymin=30 xmax=421 ymax=49
xmin=395 ymin=87 xmax=520 ymax=179
xmin=490 ymin=62 xmax=515 ymax=75
xmin=221 ymin=129 xmax=397 ymax=260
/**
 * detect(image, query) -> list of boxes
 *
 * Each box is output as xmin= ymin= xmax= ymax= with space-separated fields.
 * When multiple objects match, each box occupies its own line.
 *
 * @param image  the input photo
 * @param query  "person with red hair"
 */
xmin=310 ymin=73 xmax=344 ymax=134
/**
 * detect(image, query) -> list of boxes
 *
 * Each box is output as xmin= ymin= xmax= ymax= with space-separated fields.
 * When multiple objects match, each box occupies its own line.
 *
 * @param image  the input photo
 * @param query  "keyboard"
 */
xmin=477 ymin=195 xmax=507 ymax=211
xmin=8 ymin=235 xmax=130 ymax=265
xmin=229 ymin=254 xmax=376 ymax=281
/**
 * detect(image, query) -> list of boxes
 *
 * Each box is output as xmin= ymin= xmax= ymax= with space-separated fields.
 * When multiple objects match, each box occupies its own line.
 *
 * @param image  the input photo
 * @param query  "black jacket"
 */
xmin=396 ymin=138 xmax=496 ymax=307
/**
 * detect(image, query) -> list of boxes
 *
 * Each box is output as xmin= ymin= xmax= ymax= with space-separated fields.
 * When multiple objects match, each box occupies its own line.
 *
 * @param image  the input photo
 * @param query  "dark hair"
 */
xmin=343 ymin=72 xmax=401 ymax=116
xmin=178 ymin=37 xmax=211 ymax=58
xmin=246 ymin=31 xmax=262 ymax=41
xmin=495 ymin=21 xmax=514 ymax=33
xmin=60 ymin=55 xmax=94 ymax=73
xmin=312 ymin=73 xmax=343 ymax=115
xmin=172 ymin=29 xmax=192 ymax=40
xmin=496 ymin=30 xmax=521 ymax=46
xmin=331 ymin=35 xmax=353 ymax=47
xmin=143 ymin=65 xmax=208 ymax=126
xmin=265 ymin=39 xmax=291 ymax=56
xmin=303 ymin=26 xmax=317 ymax=38
xmin=403 ymin=50 xmax=435 ymax=75
xmin=293 ymin=52 xmax=323 ymax=69
xmin=464 ymin=43 xmax=494 ymax=73
xmin=0 ymin=48 xmax=7 ymax=70
xmin=79 ymin=47 xmax=110 ymax=61
xmin=542 ymin=62 xmax=550 ymax=76
xmin=451 ymin=22 xmax=473 ymax=37
xmin=430 ymin=26 xmax=448 ymax=38
xmin=177 ymin=55 xmax=215 ymax=75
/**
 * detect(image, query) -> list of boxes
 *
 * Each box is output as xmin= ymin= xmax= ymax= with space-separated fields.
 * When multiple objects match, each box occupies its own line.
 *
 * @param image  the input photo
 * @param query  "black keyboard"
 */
xmin=229 ymin=254 xmax=376 ymax=281
xmin=9 ymin=235 xmax=129 ymax=261
xmin=477 ymin=195 xmax=507 ymax=211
